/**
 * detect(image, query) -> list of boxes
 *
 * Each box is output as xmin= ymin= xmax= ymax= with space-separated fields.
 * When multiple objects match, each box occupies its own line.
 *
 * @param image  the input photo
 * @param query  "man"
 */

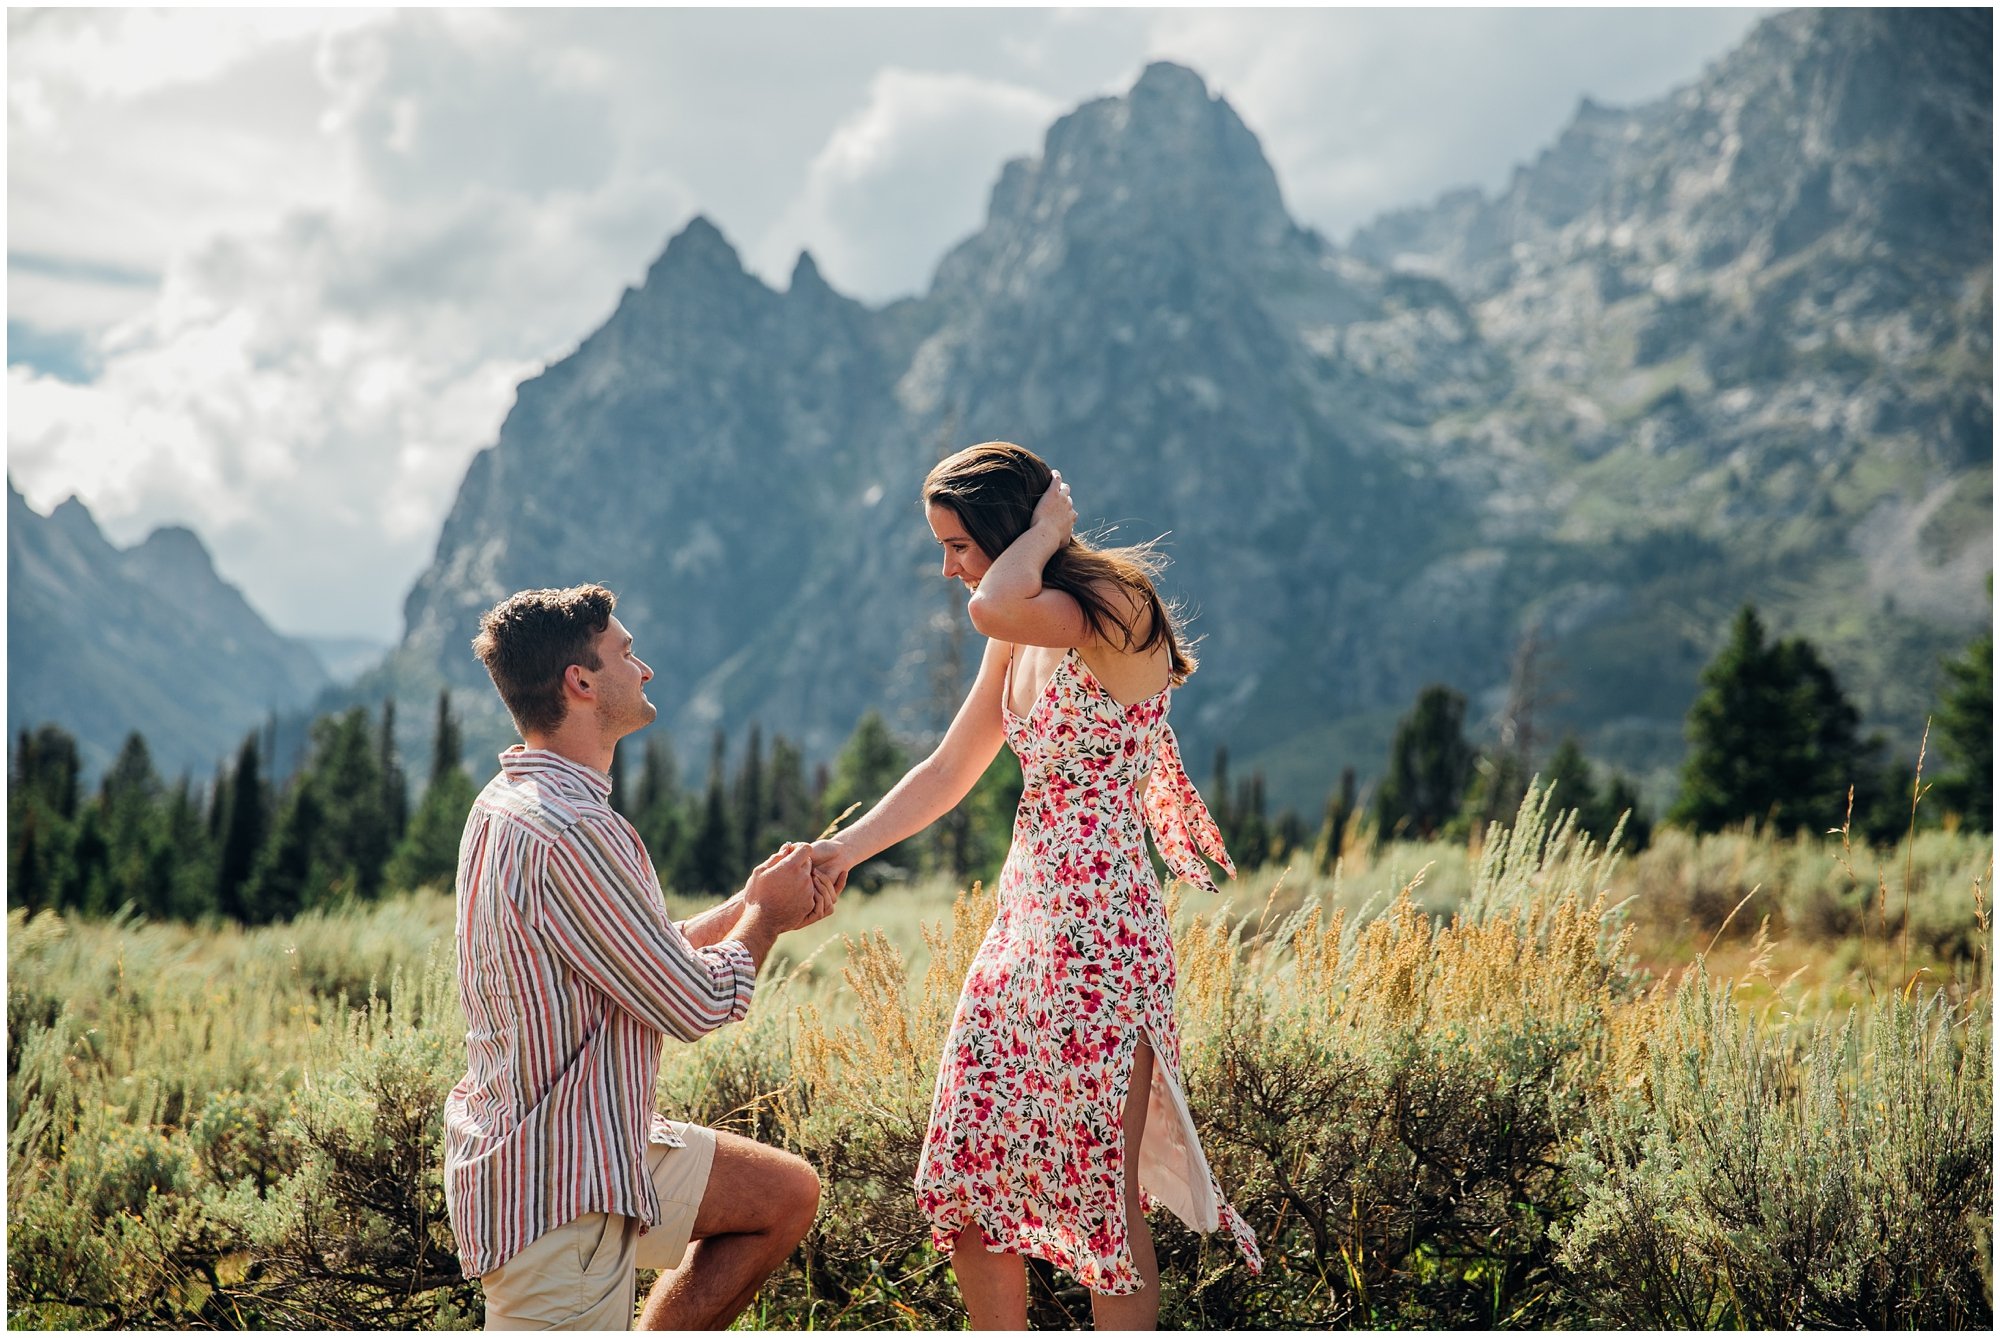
xmin=444 ymin=583 xmax=837 ymax=1330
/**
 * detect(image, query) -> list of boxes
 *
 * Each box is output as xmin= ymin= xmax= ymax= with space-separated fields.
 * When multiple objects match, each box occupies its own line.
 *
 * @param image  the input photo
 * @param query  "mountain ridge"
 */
xmin=7 ymin=480 xmax=330 ymax=779
xmin=375 ymin=15 xmax=1988 ymax=811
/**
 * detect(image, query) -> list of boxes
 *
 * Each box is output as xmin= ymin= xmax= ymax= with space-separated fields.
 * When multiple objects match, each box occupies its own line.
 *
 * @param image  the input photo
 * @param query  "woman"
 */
xmin=810 ymin=441 xmax=1260 ymax=1329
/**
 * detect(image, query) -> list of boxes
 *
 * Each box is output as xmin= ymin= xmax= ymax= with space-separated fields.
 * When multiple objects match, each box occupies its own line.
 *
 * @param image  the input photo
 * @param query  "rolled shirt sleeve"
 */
xmin=537 ymin=811 xmax=756 ymax=1041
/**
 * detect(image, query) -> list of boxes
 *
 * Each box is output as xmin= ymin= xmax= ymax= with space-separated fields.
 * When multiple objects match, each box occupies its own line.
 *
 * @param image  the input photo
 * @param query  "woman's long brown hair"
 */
xmin=922 ymin=441 xmax=1198 ymax=684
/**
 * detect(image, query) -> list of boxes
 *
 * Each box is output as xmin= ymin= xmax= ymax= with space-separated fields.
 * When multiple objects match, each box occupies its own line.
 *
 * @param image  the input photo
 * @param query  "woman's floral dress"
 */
xmin=912 ymin=646 xmax=1263 ymax=1295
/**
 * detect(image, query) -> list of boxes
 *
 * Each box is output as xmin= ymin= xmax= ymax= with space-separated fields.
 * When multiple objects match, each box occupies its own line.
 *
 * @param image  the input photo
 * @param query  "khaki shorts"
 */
xmin=480 ymin=1122 xmax=718 ymax=1331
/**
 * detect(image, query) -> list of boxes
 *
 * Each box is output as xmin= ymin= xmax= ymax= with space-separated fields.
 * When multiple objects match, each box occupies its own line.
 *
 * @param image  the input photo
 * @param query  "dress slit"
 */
xmin=1134 ymin=1028 xmax=1219 ymax=1233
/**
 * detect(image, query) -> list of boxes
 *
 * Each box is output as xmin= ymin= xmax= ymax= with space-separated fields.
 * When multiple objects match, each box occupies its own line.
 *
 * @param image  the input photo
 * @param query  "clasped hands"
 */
xmin=742 ymin=839 xmax=855 ymax=930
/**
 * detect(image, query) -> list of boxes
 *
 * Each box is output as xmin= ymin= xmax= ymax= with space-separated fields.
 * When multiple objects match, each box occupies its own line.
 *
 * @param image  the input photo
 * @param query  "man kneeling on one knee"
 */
xmin=443 ymin=584 xmax=842 ymax=1330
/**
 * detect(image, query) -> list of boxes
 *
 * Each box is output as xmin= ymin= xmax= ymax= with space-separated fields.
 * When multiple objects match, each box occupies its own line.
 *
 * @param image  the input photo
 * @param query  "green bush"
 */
xmin=1558 ymin=976 xmax=1992 ymax=1328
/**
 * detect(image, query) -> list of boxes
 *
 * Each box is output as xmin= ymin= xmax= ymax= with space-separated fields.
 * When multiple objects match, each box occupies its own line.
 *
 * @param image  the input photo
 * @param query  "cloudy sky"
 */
xmin=8 ymin=5 xmax=1773 ymax=642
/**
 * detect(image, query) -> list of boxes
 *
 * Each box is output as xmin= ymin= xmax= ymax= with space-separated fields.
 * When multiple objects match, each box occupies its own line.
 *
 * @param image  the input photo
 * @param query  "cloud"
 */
xmin=7 ymin=7 xmax=381 ymax=110
xmin=7 ymin=10 xmax=695 ymax=638
xmin=763 ymin=69 xmax=1061 ymax=299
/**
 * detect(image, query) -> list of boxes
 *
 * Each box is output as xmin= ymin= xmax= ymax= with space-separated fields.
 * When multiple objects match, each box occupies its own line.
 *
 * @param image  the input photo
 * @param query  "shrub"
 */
xmin=1558 ymin=975 xmax=1992 ymax=1329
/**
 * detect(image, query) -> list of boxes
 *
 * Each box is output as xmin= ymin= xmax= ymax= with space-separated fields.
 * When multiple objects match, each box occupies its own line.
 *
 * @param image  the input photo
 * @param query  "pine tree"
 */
xmin=301 ymin=708 xmax=391 ymax=901
xmin=207 ymin=762 xmax=229 ymax=843
xmin=1312 ymin=767 xmax=1358 ymax=874
xmin=1272 ymin=809 xmax=1307 ymax=863
xmin=1934 ymin=628 xmax=1992 ymax=831
xmin=635 ymin=734 xmax=690 ymax=889
xmin=386 ymin=692 xmax=479 ymax=894
xmin=216 ymin=734 xmax=268 ymax=921
xmin=324 ymin=708 xmax=390 ymax=896
xmin=1669 ymin=605 xmax=1880 ymax=837
xmin=765 ymin=735 xmax=813 ymax=851
xmin=734 ymin=724 xmax=765 ymax=869
xmin=1211 ymin=745 xmax=1234 ymax=841
xmin=100 ymin=733 xmax=163 ymax=915
xmin=378 ymin=699 xmax=407 ymax=846
xmin=1232 ymin=773 xmax=1270 ymax=871
xmin=248 ymin=784 xmax=325 ymax=923
xmin=1544 ymin=736 xmax=1600 ymax=821
xmin=431 ymin=689 xmax=464 ymax=785
xmin=1375 ymin=684 xmax=1474 ymax=841
xmin=17 ymin=725 xmax=82 ymax=820
xmin=1537 ymin=735 xmax=1648 ymax=850
xmin=100 ymin=732 xmax=162 ymax=822
xmin=687 ymin=730 xmax=736 ymax=895
xmin=64 ymin=805 xmax=110 ymax=915
xmin=157 ymin=777 xmax=213 ymax=920
xmin=1601 ymin=773 xmax=1654 ymax=852
xmin=10 ymin=730 xmax=53 ymax=912
xmin=10 ymin=805 xmax=44 ymax=913
xmin=821 ymin=711 xmax=914 ymax=888
xmin=1458 ymin=750 xmax=1529 ymax=843
xmin=959 ymin=749 xmax=1024 ymax=887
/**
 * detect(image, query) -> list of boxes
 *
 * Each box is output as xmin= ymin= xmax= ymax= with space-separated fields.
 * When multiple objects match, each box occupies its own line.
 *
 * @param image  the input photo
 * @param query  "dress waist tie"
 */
xmin=1141 ymin=725 xmax=1235 ymax=893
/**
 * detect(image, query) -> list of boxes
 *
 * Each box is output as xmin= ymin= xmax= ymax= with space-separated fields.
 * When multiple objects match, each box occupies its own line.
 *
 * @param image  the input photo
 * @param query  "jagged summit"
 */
xmin=929 ymin=58 xmax=1298 ymax=304
xmin=1129 ymin=60 xmax=1209 ymax=102
xmin=644 ymin=214 xmax=751 ymax=285
xmin=788 ymin=250 xmax=830 ymax=296
xmin=128 ymin=524 xmax=216 ymax=577
xmin=48 ymin=494 xmax=106 ymax=547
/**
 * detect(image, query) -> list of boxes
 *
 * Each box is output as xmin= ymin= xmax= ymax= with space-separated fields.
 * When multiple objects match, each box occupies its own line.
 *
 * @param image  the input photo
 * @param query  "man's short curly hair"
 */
xmin=471 ymin=584 xmax=617 ymax=737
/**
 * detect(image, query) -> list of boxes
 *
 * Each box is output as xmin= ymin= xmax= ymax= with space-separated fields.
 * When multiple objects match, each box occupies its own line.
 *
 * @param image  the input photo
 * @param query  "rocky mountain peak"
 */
xmin=1035 ymin=61 xmax=1291 ymax=246
xmin=642 ymin=213 xmax=755 ymax=289
xmin=788 ymin=249 xmax=827 ymax=294
xmin=126 ymin=524 xmax=218 ymax=583
xmin=931 ymin=60 xmax=1297 ymax=303
xmin=47 ymin=494 xmax=109 ymax=549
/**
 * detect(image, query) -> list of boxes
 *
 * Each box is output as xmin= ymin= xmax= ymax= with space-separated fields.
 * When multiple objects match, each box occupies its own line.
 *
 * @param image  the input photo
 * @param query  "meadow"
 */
xmin=7 ymin=791 xmax=1992 ymax=1329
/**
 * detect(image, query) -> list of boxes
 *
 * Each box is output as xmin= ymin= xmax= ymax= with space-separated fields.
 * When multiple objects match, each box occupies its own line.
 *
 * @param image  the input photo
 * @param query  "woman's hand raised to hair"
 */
xmin=1031 ymin=469 xmax=1076 ymax=545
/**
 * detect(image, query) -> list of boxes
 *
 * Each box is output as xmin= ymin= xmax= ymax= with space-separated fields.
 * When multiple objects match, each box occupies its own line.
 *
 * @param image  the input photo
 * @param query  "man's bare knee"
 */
xmin=777 ymin=1154 xmax=820 ymax=1243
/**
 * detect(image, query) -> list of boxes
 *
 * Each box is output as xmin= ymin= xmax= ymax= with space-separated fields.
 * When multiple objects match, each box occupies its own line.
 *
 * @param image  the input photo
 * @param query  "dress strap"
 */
xmin=1143 ymin=725 xmax=1235 ymax=893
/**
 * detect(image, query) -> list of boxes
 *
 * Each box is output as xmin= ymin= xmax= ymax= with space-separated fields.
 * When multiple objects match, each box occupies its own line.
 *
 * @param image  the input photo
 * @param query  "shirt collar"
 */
xmin=499 ymin=745 xmax=614 ymax=800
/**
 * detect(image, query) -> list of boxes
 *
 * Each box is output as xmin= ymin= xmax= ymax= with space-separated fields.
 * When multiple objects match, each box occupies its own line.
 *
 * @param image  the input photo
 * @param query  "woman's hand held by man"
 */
xmin=803 ymin=840 xmax=851 ymax=925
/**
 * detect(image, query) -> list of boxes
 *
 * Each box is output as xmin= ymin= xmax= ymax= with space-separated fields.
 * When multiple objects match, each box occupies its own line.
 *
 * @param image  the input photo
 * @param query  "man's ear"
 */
xmin=564 ymin=663 xmax=595 ymax=700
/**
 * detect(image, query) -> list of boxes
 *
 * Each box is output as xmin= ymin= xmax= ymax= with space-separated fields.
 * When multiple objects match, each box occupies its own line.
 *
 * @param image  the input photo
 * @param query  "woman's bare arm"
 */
xmin=813 ymin=636 xmax=1011 ymax=875
xmin=965 ymin=470 xmax=1087 ymax=648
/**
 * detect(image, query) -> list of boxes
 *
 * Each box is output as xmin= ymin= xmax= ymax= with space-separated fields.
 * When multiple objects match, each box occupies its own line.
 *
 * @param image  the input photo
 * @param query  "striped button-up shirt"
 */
xmin=443 ymin=746 xmax=756 ymax=1277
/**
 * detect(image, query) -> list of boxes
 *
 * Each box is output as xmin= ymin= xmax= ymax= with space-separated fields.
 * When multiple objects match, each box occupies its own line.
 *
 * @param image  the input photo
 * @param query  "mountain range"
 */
xmin=11 ymin=7 xmax=1990 ymax=810
xmin=7 ymin=480 xmax=330 ymax=778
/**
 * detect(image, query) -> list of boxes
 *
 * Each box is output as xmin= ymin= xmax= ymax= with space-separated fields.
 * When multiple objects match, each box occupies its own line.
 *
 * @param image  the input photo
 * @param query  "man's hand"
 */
xmin=741 ymin=842 xmax=816 ymax=932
